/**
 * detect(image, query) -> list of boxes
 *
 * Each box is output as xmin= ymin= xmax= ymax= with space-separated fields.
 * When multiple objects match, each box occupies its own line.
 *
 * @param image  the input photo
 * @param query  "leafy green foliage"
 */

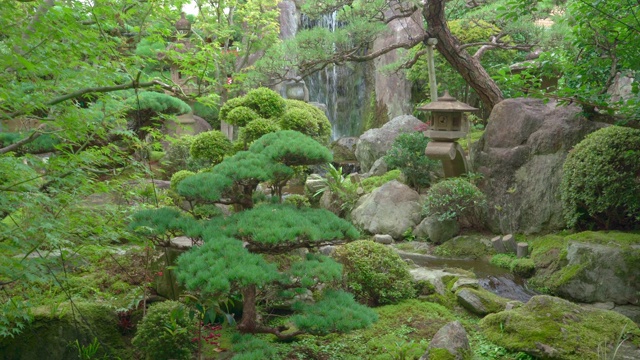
xmin=243 ymin=87 xmax=286 ymax=119
xmin=284 ymin=99 xmax=332 ymax=144
xmin=561 ymin=126 xmax=640 ymax=230
xmin=291 ymin=290 xmax=378 ymax=335
xmin=132 ymin=301 xmax=198 ymax=360
xmin=219 ymin=97 xmax=247 ymax=122
xmin=384 ymin=132 xmax=439 ymax=191
xmin=335 ymin=241 xmax=416 ymax=306
xmin=280 ymin=107 xmax=318 ymax=134
xmin=189 ymin=130 xmax=232 ymax=165
xmin=124 ymin=92 xmax=191 ymax=115
xmin=170 ymin=170 xmax=195 ymax=190
xmin=226 ymin=106 xmax=260 ymax=126
xmin=249 ymin=130 xmax=332 ymax=166
xmin=239 ymin=118 xmax=281 ymax=144
xmin=423 ymin=177 xmax=487 ymax=223
xmin=283 ymin=194 xmax=311 ymax=208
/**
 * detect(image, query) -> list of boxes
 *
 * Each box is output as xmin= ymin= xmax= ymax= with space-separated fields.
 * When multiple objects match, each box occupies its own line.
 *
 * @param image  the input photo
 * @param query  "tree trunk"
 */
xmin=423 ymin=0 xmax=504 ymax=111
xmin=237 ymin=285 xmax=258 ymax=333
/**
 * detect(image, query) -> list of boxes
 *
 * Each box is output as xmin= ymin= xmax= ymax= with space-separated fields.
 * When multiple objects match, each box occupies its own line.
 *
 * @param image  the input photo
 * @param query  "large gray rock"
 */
xmin=355 ymin=115 xmax=424 ymax=172
xmin=456 ymin=287 xmax=508 ymax=316
xmin=351 ymin=180 xmax=422 ymax=239
xmin=420 ymin=321 xmax=470 ymax=360
xmin=555 ymin=242 xmax=640 ymax=305
xmin=472 ymin=98 xmax=606 ymax=234
xmin=331 ymin=137 xmax=359 ymax=163
xmin=418 ymin=216 xmax=460 ymax=244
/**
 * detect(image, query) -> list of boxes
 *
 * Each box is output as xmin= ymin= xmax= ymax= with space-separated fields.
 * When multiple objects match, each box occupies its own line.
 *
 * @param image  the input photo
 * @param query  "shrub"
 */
xmin=360 ymin=169 xmax=402 ymax=193
xmin=192 ymin=101 xmax=219 ymax=129
xmin=132 ymin=301 xmax=198 ymax=360
xmin=164 ymin=135 xmax=200 ymax=174
xmin=279 ymin=107 xmax=319 ymax=134
xmin=243 ymin=87 xmax=286 ymax=119
xmin=226 ymin=106 xmax=259 ymax=127
xmin=334 ymin=240 xmax=416 ymax=306
xmin=239 ymin=118 xmax=281 ymax=144
xmin=283 ymin=194 xmax=311 ymax=208
xmin=423 ymin=177 xmax=486 ymax=224
xmin=384 ymin=132 xmax=439 ymax=190
xmin=219 ymin=97 xmax=246 ymax=122
xmin=170 ymin=170 xmax=195 ymax=190
xmin=124 ymin=91 xmax=191 ymax=115
xmin=189 ymin=130 xmax=232 ymax=165
xmin=284 ymin=99 xmax=332 ymax=144
xmin=561 ymin=126 xmax=640 ymax=230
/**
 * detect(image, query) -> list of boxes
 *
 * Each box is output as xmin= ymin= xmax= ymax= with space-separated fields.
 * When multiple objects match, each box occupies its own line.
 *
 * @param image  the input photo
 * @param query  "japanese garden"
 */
xmin=1 ymin=0 xmax=639 ymax=359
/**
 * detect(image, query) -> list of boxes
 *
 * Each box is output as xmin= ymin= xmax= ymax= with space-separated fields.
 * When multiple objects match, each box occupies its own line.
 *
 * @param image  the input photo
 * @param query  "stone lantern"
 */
xmin=417 ymin=90 xmax=477 ymax=141
xmin=175 ymin=13 xmax=191 ymax=36
xmin=416 ymin=91 xmax=478 ymax=178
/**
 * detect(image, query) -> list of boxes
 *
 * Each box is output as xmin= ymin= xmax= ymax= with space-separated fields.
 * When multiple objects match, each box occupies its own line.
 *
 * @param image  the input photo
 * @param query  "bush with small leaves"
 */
xmin=171 ymin=170 xmax=195 ymax=190
xmin=279 ymin=108 xmax=319 ymax=134
xmin=423 ymin=177 xmax=486 ymax=224
xmin=283 ymin=194 xmax=311 ymax=208
xmin=244 ymin=87 xmax=286 ymax=119
xmin=189 ymin=130 xmax=232 ymax=165
xmin=219 ymin=97 xmax=246 ymax=122
xmin=240 ymin=118 xmax=281 ymax=144
xmin=284 ymin=99 xmax=332 ymax=144
xmin=561 ymin=126 xmax=640 ymax=230
xmin=226 ymin=106 xmax=260 ymax=127
xmin=384 ymin=132 xmax=439 ymax=190
xmin=334 ymin=240 xmax=416 ymax=306
xmin=132 ymin=301 xmax=198 ymax=360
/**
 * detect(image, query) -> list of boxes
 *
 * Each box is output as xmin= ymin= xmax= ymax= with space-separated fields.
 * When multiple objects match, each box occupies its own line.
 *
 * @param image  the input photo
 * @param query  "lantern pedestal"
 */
xmin=424 ymin=142 xmax=469 ymax=178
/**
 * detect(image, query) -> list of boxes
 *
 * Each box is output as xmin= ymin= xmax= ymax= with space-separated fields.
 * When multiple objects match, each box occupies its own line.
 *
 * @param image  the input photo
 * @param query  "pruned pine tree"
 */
xmin=130 ymin=130 xmax=378 ymax=339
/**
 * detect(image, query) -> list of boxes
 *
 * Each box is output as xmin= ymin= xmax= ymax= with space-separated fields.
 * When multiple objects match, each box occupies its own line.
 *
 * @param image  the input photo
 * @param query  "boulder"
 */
xmin=409 ymin=267 xmax=477 ymax=297
xmin=304 ymin=173 xmax=325 ymax=195
xmin=355 ymin=115 xmax=424 ymax=172
xmin=471 ymin=98 xmax=605 ymax=234
xmin=364 ymin=157 xmax=388 ymax=178
xmin=455 ymin=287 xmax=508 ymax=316
xmin=479 ymin=295 xmax=640 ymax=360
xmin=418 ymin=216 xmax=460 ymax=244
xmin=350 ymin=180 xmax=422 ymax=239
xmin=420 ymin=321 xmax=470 ymax=360
xmin=529 ymin=232 xmax=640 ymax=306
xmin=555 ymin=242 xmax=640 ymax=305
xmin=0 ymin=302 xmax=128 ymax=359
xmin=331 ymin=137 xmax=359 ymax=163
xmin=373 ymin=234 xmax=394 ymax=244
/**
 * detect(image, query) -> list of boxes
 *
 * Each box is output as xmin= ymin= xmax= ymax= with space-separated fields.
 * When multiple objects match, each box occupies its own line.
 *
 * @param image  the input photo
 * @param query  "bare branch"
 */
xmin=0 ymin=124 xmax=46 ymax=155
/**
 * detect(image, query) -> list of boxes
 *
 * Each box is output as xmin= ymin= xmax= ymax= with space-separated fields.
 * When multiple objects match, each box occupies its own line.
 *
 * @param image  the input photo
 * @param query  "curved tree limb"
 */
xmin=0 ymin=124 xmax=46 ymax=155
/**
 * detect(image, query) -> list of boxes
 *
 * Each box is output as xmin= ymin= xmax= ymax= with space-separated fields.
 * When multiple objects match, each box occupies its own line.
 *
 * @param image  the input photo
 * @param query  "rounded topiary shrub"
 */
xmin=243 ymin=87 xmax=286 ymax=119
xmin=219 ymin=97 xmax=246 ymax=122
xmin=284 ymin=99 xmax=332 ymax=144
xmin=239 ymin=118 xmax=281 ymax=144
xmin=132 ymin=301 xmax=198 ymax=360
xmin=279 ymin=107 xmax=318 ymax=135
xmin=189 ymin=130 xmax=232 ymax=165
xmin=334 ymin=240 xmax=416 ymax=306
xmin=171 ymin=170 xmax=195 ymax=190
xmin=226 ymin=106 xmax=259 ymax=127
xmin=423 ymin=177 xmax=486 ymax=225
xmin=561 ymin=126 xmax=640 ymax=230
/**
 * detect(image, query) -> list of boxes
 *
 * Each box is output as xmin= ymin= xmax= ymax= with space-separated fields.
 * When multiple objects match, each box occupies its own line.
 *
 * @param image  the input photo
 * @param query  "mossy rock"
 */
xmin=455 ymin=287 xmax=508 ymax=316
xmin=479 ymin=295 xmax=640 ymax=360
xmin=529 ymin=231 xmax=640 ymax=303
xmin=0 ymin=302 xmax=130 ymax=360
xmin=433 ymin=235 xmax=494 ymax=259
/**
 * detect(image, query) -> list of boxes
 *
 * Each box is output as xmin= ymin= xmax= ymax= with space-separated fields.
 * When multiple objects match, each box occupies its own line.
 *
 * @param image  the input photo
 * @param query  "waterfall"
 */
xmin=301 ymin=13 xmax=371 ymax=140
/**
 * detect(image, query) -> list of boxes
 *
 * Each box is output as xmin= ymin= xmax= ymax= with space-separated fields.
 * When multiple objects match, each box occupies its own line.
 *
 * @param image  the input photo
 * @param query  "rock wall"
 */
xmin=472 ymin=98 xmax=606 ymax=234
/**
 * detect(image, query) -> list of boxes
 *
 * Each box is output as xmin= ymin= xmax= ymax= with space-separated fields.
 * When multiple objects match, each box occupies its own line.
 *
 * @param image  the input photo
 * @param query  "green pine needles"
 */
xmin=130 ymin=130 xmax=377 ymax=340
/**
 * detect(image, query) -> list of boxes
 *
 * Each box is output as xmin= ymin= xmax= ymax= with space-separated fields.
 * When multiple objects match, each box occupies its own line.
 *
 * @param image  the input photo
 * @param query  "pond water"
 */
xmin=400 ymin=252 xmax=538 ymax=302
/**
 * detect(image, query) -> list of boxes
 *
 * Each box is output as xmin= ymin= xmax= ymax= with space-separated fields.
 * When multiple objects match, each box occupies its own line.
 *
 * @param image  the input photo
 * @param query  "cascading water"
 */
xmin=301 ymin=13 xmax=371 ymax=140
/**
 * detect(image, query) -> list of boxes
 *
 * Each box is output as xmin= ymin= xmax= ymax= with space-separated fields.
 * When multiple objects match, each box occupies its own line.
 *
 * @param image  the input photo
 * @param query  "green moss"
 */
xmin=428 ymin=347 xmax=456 ymax=360
xmin=509 ymin=258 xmax=535 ymax=278
xmin=0 ymin=302 xmax=130 ymax=360
xmin=456 ymin=287 xmax=508 ymax=315
xmin=490 ymin=253 xmax=515 ymax=269
xmin=479 ymin=295 xmax=640 ymax=360
xmin=360 ymin=170 xmax=402 ymax=193
xmin=433 ymin=235 xmax=493 ymax=259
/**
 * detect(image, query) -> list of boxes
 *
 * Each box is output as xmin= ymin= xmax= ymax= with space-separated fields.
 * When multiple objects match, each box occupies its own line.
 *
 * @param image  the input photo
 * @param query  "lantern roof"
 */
xmin=416 ymin=91 xmax=478 ymax=112
xmin=175 ymin=12 xmax=191 ymax=35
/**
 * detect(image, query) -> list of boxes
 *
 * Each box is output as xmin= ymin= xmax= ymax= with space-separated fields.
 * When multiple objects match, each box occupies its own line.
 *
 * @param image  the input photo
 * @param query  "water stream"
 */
xmin=400 ymin=252 xmax=538 ymax=302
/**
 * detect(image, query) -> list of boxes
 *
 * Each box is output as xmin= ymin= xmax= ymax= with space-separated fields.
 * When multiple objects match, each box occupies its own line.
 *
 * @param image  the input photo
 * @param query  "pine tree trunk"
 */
xmin=423 ymin=0 xmax=504 ymax=111
xmin=237 ymin=285 xmax=258 ymax=333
